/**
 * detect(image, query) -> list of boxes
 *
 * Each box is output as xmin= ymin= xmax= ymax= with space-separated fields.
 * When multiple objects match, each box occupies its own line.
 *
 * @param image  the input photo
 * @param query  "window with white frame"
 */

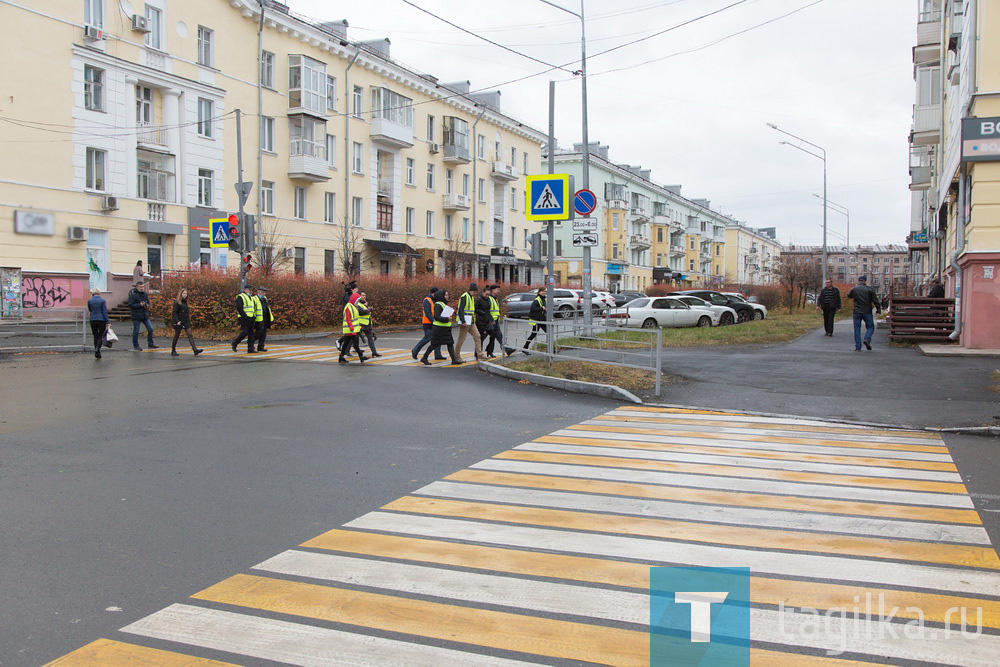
xmin=352 ymin=197 xmax=363 ymax=227
xmin=442 ymin=116 xmax=469 ymax=152
xmin=426 ymin=163 xmax=435 ymax=190
xmin=523 ymin=151 xmax=529 ymax=175
xmin=293 ymin=186 xmax=306 ymax=219
xmin=463 ymin=217 xmax=470 ymax=241
xmin=426 ymin=115 xmax=435 ymax=142
xmin=197 ymin=168 xmax=213 ymax=206
xmin=917 ymin=66 xmax=942 ymax=106
xmin=144 ymin=5 xmax=162 ymax=49
xmin=326 ymin=135 xmax=336 ymax=168
xmin=288 ymin=55 xmax=326 ymax=114
xmin=478 ymin=178 xmax=485 ymax=202
xmin=405 ymin=207 xmax=414 ymax=234
xmin=523 ymin=229 xmax=528 ymax=248
xmin=445 ymin=169 xmax=453 ymax=194
xmin=85 ymin=147 xmax=106 ymax=191
xmin=352 ymin=142 xmax=363 ymax=173
xmin=612 ymin=213 xmax=619 ymax=230
xmin=510 ymin=226 xmax=516 ymax=247
xmin=352 ymin=86 xmax=363 ymax=116
xmin=324 ymin=192 xmax=336 ymax=223
xmin=445 ymin=215 xmax=453 ymax=239
xmin=462 ymin=173 xmax=470 ymax=196
xmin=84 ymin=0 xmax=104 ymax=28
xmin=327 ymin=75 xmax=337 ymax=112
xmin=136 ymin=86 xmax=153 ymax=124
xmin=477 ymin=134 xmax=485 ymax=159
xmin=370 ymin=87 xmax=414 ymax=128
xmin=405 ymin=158 xmax=415 ymax=186
xmin=84 ymin=65 xmax=104 ymax=111
xmin=260 ymin=116 xmax=275 ymax=152
xmin=260 ymin=51 xmax=275 ymax=88
xmin=197 ymin=26 xmax=214 ymax=67
xmin=261 ymin=180 xmax=274 ymax=215
xmin=511 ymin=147 xmax=516 ymax=166
xmin=197 ymin=98 xmax=213 ymax=138
xmin=425 ymin=211 xmax=434 ymax=236
xmin=137 ymin=151 xmax=173 ymax=201
xmin=290 ymin=116 xmax=326 ymax=159
xmin=477 ymin=220 xmax=484 ymax=243
xmin=511 ymin=187 xmax=517 ymax=210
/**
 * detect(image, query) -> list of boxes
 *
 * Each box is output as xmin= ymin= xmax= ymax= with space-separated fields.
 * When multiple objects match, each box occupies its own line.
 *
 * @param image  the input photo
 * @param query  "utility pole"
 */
xmin=546 ymin=81 xmax=556 ymax=359
xmin=235 ymin=109 xmax=253 ymax=289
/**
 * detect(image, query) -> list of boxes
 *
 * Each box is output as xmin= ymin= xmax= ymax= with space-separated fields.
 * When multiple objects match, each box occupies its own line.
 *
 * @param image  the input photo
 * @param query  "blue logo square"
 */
xmin=650 ymin=567 xmax=751 ymax=666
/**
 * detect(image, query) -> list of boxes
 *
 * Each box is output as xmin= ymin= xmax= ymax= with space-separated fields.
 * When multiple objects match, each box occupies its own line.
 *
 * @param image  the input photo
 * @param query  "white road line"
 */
xmin=612 ymin=410 xmax=914 ymax=431
xmin=122 ymin=603 xmax=538 ymax=666
xmin=345 ymin=513 xmax=1000 ymax=597
xmin=473 ymin=460 xmax=975 ymax=509
xmin=412 ymin=481 xmax=991 ymax=545
xmin=515 ymin=442 xmax=962 ymax=482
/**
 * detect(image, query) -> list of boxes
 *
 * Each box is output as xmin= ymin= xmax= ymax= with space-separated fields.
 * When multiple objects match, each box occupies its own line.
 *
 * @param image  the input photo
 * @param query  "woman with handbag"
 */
xmin=171 ymin=288 xmax=203 ymax=356
xmin=86 ymin=287 xmax=109 ymax=359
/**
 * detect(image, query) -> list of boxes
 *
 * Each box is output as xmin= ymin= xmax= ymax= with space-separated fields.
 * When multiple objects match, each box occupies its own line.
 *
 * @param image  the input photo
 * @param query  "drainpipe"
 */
xmin=343 ymin=47 xmax=362 ymax=270
xmin=256 ymin=3 xmax=265 ymax=238
xmin=470 ymin=106 xmax=486 ymax=277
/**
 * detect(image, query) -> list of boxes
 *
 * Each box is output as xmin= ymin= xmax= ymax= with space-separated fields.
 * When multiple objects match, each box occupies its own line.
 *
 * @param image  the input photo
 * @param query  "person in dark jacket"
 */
xmin=254 ymin=286 xmax=274 ymax=352
xmin=475 ymin=286 xmax=495 ymax=357
xmin=356 ymin=291 xmax=381 ymax=357
xmin=127 ymin=282 xmax=158 ymax=351
xmin=420 ymin=289 xmax=463 ymax=366
xmin=847 ymin=275 xmax=881 ymax=352
xmin=522 ymin=286 xmax=547 ymax=354
xmin=87 ymin=287 xmax=109 ymax=359
xmin=171 ymin=288 xmax=203 ymax=356
xmin=231 ymin=284 xmax=257 ymax=353
xmin=411 ymin=286 xmax=444 ymax=360
xmin=816 ymin=279 xmax=842 ymax=337
xmin=927 ymin=278 xmax=945 ymax=298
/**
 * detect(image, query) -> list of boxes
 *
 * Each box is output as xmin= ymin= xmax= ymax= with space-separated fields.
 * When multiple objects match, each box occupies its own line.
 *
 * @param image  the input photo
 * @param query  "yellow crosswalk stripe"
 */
xmin=44 ymin=638 xmax=238 ymax=666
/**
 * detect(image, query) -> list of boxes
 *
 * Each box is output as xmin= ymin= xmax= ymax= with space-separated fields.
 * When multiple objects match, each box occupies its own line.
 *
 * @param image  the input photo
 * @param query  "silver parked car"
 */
xmin=606 ymin=297 xmax=713 ymax=329
xmin=671 ymin=294 xmax=737 ymax=326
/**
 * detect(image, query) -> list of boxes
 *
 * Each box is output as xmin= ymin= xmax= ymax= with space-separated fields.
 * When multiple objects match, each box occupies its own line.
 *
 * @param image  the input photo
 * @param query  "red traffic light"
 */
xmin=228 ymin=214 xmax=240 ymax=226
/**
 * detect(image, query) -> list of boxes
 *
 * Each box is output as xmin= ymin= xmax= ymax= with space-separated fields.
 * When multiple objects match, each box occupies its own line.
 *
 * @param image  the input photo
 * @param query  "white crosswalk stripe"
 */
xmin=149 ymin=343 xmax=477 ymax=368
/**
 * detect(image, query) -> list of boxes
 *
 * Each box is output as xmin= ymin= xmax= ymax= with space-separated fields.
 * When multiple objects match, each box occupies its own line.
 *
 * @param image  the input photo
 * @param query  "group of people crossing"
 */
xmin=408 ymin=283 xmax=515 ymax=366
xmin=230 ymin=284 xmax=275 ymax=353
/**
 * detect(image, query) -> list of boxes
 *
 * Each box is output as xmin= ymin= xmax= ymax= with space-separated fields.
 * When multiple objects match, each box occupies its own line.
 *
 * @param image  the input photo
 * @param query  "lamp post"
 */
xmin=813 ymin=194 xmax=849 ymax=267
xmin=767 ymin=123 xmax=827 ymax=284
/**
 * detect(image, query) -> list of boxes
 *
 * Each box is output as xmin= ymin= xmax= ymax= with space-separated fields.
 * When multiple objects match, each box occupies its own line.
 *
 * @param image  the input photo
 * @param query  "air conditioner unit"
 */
xmin=282 ymin=247 xmax=295 ymax=258
xmin=101 ymin=195 xmax=118 ymax=211
xmin=428 ymin=143 xmax=440 ymax=154
xmin=131 ymin=15 xmax=151 ymax=32
xmin=83 ymin=25 xmax=104 ymax=41
xmin=67 ymin=226 xmax=89 ymax=242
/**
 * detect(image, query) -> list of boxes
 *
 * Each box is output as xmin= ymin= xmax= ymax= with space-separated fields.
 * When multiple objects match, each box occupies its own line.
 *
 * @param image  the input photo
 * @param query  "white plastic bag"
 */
xmin=105 ymin=324 xmax=119 ymax=342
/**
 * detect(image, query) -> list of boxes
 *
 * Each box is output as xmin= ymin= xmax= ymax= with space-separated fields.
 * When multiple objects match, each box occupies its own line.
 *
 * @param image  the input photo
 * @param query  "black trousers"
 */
xmin=339 ymin=334 xmax=364 ymax=360
xmin=90 ymin=320 xmax=107 ymax=350
xmin=255 ymin=324 xmax=268 ymax=350
xmin=232 ymin=319 xmax=256 ymax=350
xmin=359 ymin=326 xmax=377 ymax=354
xmin=822 ymin=307 xmax=837 ymax=335
xmin=523 ymin=323 xmax=547 ymax=349
xmin=422 ymin=342 xmax=458 ymax=363
xmin=172 ymin=325 xmax=198 ymax=351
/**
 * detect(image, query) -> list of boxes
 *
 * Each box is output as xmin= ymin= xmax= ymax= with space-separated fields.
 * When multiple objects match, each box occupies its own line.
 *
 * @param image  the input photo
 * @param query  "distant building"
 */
xmin=723 ymin=224 xmax=782 ymax=285
xmin=780 ymin=245 xmax=911 ymax=291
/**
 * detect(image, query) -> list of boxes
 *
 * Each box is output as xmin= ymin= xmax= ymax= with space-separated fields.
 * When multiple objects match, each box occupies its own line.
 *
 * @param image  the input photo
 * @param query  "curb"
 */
xmin=0 ymin=345 xmax=87 ymax=354
xmin=479 ymin=359 xmax=642 ymax=404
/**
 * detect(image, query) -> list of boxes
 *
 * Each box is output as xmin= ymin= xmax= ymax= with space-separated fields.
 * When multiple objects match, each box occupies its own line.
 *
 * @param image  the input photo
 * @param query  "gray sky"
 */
xmin=286 ymin=0 xmax=915 ymax=247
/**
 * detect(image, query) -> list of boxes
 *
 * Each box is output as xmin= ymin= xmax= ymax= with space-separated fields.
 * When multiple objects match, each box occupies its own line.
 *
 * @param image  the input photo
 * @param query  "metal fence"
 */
xmin=0 ymin=308 xmax=87 ymax=347
xmin=502 ymin=317 xmax=663 ymax=396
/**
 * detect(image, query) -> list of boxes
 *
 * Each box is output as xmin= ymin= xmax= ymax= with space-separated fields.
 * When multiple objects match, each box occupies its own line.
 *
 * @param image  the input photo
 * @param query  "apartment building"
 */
xmin=0 ymin=0 xmax=546 ymax=316
xmin=781 ymin=245 xmax=911 ymax=292
xmin=908 ymin=0 xmax=1000 ymax=348
xmin=723 ymin=224 xmax=782 ymax=285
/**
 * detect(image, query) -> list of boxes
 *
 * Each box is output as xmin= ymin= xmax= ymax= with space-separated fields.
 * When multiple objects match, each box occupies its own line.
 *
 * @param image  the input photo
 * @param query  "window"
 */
xmin=260 ymin=51 xmax=275 ymax=88
xmin=85 ymin=147 xmax=106 ymax=191
xmin=405 ymin=207 xmax=414 ymax=234
xmin=511 ymin=147 xmax=517 ymax=165
xmin=715 ymin=245 xmax=720 ymax=256
xmin=657 ymin=253 xmax=662 ymax=266
xmin=197 ymin=26 xmax=214 ymax=67
xmin=84 ymin=65 xmax=104 ymax=111
xmin=690 ymin=238 xmax=695 ymax=250
xmin=405 ymin=158 xmax=415 ymax=186
xmin=136 ymin=86 xmax=153 ymax=124
xmin=477 ymin=134 xmax=485 ymax=159
xmin=197 ymin=168 xmax=213 ymax=206
xmin=510 ymin=226 xmax=516 ymax=247
xmin=352 ymin=142 xmax=363 ymax=173
xmin=463 ymin=217 xmax=469 ymax=241
xmin=144 ymin=5 xmax=162 ymax=49
xmin=370 ymin=87 xmax=414 ymax=128
xmin=690 ymin=259 xmax=695 ymax=271
xmin=917 ymin=66 xmax=942 ymax=107
xmin=478 ymin=220 xmax=484 ymax=243
xmin=884 ymin=266 xmax=890 ymax=275
xmin=197 ymin=98 xmax=213 ymax=138
xmin=377 ymin=202 xmax=392 ymax=231
xmin=320 ymin=135 xmax=334 ymax=169
xmin=612 ymin=213 xmax=619 ymax=230
xmin=524 ymin=229 xmax=528 ymax=248
xmin=290 ymin=116 xmax=326 ymax=159
xmin=605 ymin=183 xmax=626 ymax=200
xmin=445 ymin=215 xmax=453 ymax=239
xmin=327 ymin=75 xmax=337 ymax=112
xmin=294 ymin=247 xmax=305 ymax=275
xmin=261 ymin=180 xmax=274 ymax=215
xmin=352 ymin=85 xmax=363 ymax=116
xmin=523 ymin=151 xmax=529 ymax=176
xmin=657 ymin=228 xmax=663 ymax=243
xmin=260 ymin=116 xmax=275 ymax=152
xmin=293 ymin=186 xmax=306 ymax=219
xmin=324 ymin=249 xmax=336 ymax=276
xmin=612 ymin=243 xmax=618 ymax=260
xmin=352 ymin=197 xmax=362 ymax=227
xmin=478 ymin=178 xmax=485 ymax=202
xmin=426 ymin=211 xmax=434 ymax=236
xmin=838 ymin=257 xmax=845 ymax=263
xmin=511 ymin=187 xmax=517 ymax=210
xmin=442 ymin=116 xmax=469 ymax=151
xmin=445 ymin=169 xmax=454 ymax=194
xmin=874 ymin=257 xmax=881 ymax=263
xmin=288 ymin=55 xmax=326 ymax=114
xmin=85 ymin=0 xmax=104 ymax=28
xmin=463 ymin=174 xmax=470 ymax=196
xmin=426 ymin=163 xmax=435 ymax=190
xmin=137 ymin=152 xmax=172 ymax=200
xmin=427 ymin=115 xmax=435 ymax=142
xmin=324 ymin=192 xmax=336 ymax=223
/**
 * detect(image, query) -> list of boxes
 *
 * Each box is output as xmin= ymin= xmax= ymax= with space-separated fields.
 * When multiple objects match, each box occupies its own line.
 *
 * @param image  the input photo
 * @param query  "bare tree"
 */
xmin=253 ymin=218 xmax=294 ymax=276
xmin=442 ymin=235 xmax=474 ymax=278
xmin=775 ymin=255 xmax=814 ymax=313
xmin=333 ymin=221 xmax=366 ymax=277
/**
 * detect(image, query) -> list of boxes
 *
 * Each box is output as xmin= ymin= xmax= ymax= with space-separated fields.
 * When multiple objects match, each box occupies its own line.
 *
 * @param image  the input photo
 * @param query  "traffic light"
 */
xmin=243 ymin=253 xmax=253 ymax=274
xmin=227 ymin=214 xmax=241 ymax=252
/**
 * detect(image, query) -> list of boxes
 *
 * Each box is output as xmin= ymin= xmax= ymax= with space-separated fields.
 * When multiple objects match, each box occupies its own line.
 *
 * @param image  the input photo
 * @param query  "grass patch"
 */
xmin=505 ymin=358 xmax=673 ymax=391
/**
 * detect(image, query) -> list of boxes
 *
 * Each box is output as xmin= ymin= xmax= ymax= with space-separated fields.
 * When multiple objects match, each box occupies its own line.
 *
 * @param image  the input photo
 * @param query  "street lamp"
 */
xmin=813 ymin=194 xmax=849 ymax=267
xmin=767 ymin=123 xmax=828 ymax=284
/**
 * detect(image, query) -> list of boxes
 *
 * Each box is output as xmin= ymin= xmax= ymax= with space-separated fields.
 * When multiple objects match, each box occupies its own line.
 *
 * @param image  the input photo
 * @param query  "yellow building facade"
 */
xmin=723 ymin=224 xmax=782 ymax=285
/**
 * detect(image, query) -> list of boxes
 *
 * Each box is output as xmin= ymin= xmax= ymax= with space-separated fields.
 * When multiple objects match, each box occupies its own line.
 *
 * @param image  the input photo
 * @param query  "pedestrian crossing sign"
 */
xmin=526 ymin=174 xmax=571 ymax=221
xmin=209 ymin=218 xmax=230 ymax=248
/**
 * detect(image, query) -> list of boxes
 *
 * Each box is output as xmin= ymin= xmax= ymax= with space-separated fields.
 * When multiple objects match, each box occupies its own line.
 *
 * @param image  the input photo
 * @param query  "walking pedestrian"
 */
xmin=356 ymin=291 xmax=381 ymax=357
xmin=847 ymin=275 xmax=881 ymax=352
xmin=231 ymin=284 xmax=257 ymax=353
xmin=816 ymin=279 xmax=841 ymax=337
xmin=475 ymin=286 xmax=495 ymax=357
xmin=336 ymin=281 xmax=359 ymax=353
xmin=132 ymin=260 xmax=146 ymax=286
xmin=253 ymin=286 xmax=274 ymax=352
xmin=454 ymin=282 xmax=483 ymax=362
xmin=127 ymin=282 xmax=158 ymax=351
xmin=87 ymin=287 xmax=108 ymax=359
xmin=170 ymin=288 xmax=203 ymax=356
xmin=522 ymin=286 xmax=547 ymax=354
xmin=411 ymin=286 xmax=444 ymax=360
xmin=339 ymin=292 xmax=366 ymax=363
xmin=486 ymin=285 xmax=515 ymax=357
xmin=421 ymin=289 xmax=463 ymax=366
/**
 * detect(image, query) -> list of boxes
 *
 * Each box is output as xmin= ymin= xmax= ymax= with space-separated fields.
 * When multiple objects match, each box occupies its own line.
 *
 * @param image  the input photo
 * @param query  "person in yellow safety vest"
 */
xmin=253 ymin=286 xmax=275 ymax=352
xmin=420 ymin=289 xmax=463 ymax=366
xmin=355 ymin=291 xmax=382 ymax=357
xmin=454 ymin=282 xmax=483 ymax=362
xmin=484 ymin=285 xmax=515 ymax=357
xmin=231 ymin=284 xmax=258 ymax=353
xmin=522 ymin=286 xmax=547 ymax=354
xmin=339 ymin=293 xmax=367 ymax=364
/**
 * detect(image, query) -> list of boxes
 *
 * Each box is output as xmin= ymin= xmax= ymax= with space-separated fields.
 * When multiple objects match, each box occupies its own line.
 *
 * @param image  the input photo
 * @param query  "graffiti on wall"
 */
xmin=21 ymin=276 xmax=88 ymax=309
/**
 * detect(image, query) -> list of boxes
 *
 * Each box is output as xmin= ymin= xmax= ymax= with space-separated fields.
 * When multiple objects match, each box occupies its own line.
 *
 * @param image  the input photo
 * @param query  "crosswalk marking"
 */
xmin=52 ymin=407 xmax=998 ymax=665
xmin=150 ymin=344 xmax=477 ymax=368
xmin=44 ymin=637 xmax=239 ymax=665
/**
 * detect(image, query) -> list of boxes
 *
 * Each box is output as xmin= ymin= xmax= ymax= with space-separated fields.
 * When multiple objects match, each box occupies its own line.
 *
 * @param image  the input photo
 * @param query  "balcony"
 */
xmin=491 ymin=161 xmax=519 ymax=181
xmin=370 ymin=117 xmax=414 ymax=149
xmin=911 ymin=104 xmax=941 ymax=145
xmin=652 ymin=214 xmax=671 ymax=226
xmin=377 ymin=178 xmax=393 ymax=201
xmin=137 ymin=121 xmax=167 ymax=148
xmin=910 ymin=165 xmax=932 ymax=191
xmin=442 ymin=193 xmax=470 ymax=210
xmin=629 ymin=234 xmax=650 ymax=249
xmin=493 ymin=203 xmax=505 ymax=220
xmin=630 ymin=206 xmax=650 ymax=221
xmin=288 ymin=140 xmax=330 ymax=182
xmin=442 ymin=143 xmax=470 ymax=164
xmin=916 ymin=12 xmax=942 ymax=48
xmin=907 ymin=230 xmax=930 ymax=251
xmin=670 ymin=244 xmax=685 ymax=256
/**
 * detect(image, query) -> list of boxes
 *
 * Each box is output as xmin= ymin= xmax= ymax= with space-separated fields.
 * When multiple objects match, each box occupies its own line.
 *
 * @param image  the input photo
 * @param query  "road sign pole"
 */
xmin=580 ymin=0 xmax=592 ymax=331
xmin=546 ymin=81 xmax=555 ymax=363
xmin=235 ymin=108 xmax=248 ymax=291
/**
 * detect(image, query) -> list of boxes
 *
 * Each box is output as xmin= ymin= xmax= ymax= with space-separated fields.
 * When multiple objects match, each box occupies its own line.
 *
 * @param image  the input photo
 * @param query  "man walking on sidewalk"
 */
xmin=847 ymin=275 xmax=881 ymax=352
xmin=127 ymin=282 xmax=158 ymax=351
xmin=816 ymin=279 xmax=841 ymax=337
xmin=454 ymin=282 xmax=483 ymax=362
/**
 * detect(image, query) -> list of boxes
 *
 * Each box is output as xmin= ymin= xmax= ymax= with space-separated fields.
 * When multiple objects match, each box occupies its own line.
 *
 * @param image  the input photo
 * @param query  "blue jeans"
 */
xmin=853 ymin=312 xmax=874 ymax=350
xmin=412 ymin=323 xmax=433 ymax=356
xmin=132 ymin=316 xmax=154 ymax=348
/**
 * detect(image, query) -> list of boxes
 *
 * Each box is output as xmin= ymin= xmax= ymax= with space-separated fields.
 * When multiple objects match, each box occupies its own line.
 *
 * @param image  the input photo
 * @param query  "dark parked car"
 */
xmin=668 ymin=290 xmax=757 ymax=323
xmin=612 ymin=291 xmax=647 ymax=307
xmin=502 ymin=292 xmax=536 ymax=319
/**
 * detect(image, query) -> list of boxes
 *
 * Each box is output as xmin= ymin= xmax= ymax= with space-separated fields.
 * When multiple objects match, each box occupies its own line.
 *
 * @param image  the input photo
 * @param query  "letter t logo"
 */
xmin=674 ymin=591 xmax=729 ymax=642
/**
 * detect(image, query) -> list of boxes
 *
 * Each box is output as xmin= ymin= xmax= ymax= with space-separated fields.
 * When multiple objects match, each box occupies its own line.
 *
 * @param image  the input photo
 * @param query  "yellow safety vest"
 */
xmin=237 ymin=292 xmax=255 ymax=318
xmin=432 ymin=300 xmax=451 ymax=327
xmin=252 ymin=295 xmax=263 ymax=322
xmin=342 ymin=302 xmax=360 ymax=334
xmin=529 ymin=296 xmax=545 ymax=325
xmin=459 ymin=292 xmax=475 ymax=324
xmin=356 ymin=302 xmax=371 ymax=327
xmin=488 ymin=295 xmax=500 ymax=323
xmin=258 ymin=296 xmax=274 ymax=324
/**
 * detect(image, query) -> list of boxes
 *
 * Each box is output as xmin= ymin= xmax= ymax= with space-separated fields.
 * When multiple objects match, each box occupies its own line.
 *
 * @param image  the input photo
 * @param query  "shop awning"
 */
xmin=365 ymin=240 xmax=421 ymax=257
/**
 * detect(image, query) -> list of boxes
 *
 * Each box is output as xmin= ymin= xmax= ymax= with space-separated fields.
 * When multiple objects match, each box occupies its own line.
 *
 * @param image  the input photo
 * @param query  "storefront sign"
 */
xmin=14 ymin=210 xmax=54 ymax=236
xmin=962 ymin=116 xmax=1000 ymax=162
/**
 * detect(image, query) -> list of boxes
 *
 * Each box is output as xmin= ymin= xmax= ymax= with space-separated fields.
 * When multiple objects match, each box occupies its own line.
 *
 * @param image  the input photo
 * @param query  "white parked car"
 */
xmin=671 ymin=294 xmax=738 ymax=326
xmin=723 ymin=292 xmax=767 ymax=320
xmin=607 ymin=296 xmax=713 ymax=329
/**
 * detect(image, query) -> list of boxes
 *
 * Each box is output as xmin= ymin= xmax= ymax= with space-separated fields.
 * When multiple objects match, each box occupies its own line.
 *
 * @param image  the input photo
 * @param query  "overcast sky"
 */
xmin=286 ymin=0 xmax=916 ymax=247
